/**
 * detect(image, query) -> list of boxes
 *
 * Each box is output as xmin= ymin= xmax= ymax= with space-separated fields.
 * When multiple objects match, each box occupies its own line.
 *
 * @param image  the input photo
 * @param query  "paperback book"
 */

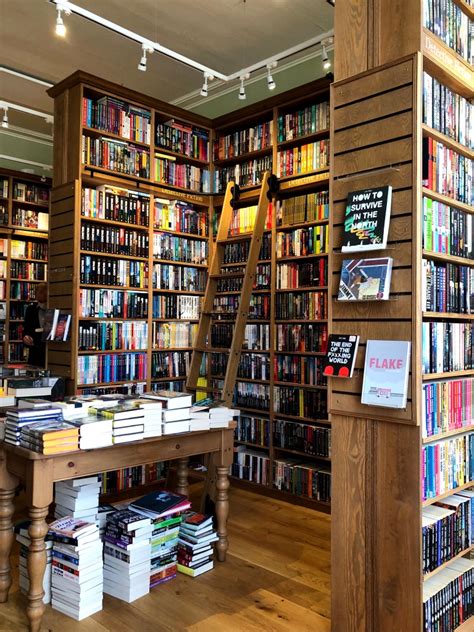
xmin=338 ymin=258 xmax=393 ymax=301
xmin=342 ymin=186 xmax=392 ymax=252
xmin=361 ymin=340 xmax=411 ymax=409
xmin=323 ymin=334 xmax=360 ymax=378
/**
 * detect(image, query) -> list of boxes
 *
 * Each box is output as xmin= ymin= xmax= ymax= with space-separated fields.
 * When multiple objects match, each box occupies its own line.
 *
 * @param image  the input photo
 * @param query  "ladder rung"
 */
xmin=202 ymin=311 xmax=238 ymax=317
xmin=194 ymin=346 xmax=230 ymax=354
xmin=217 ymin=233 xmax=254 ymax=244
xmin=209 ymin=272 xmax=245 ymax=279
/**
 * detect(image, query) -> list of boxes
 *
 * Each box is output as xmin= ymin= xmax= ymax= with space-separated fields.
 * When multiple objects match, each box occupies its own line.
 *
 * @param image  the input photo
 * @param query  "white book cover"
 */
xmin=361 ymin=340 xmax=411 ymax=409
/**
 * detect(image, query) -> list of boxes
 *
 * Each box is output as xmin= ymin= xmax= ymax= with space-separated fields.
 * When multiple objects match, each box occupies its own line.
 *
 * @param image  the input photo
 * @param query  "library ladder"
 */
xmin=186 ymin=171 xmax=273 ymax=405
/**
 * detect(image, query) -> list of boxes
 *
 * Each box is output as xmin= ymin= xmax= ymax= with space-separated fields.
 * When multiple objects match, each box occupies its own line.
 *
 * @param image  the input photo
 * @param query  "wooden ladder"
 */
xmin=186 ymin=171 xmax=272 ymax=405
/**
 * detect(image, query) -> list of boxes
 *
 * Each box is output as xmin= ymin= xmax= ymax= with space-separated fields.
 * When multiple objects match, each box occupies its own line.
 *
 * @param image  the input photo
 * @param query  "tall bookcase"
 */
xmin=0 ymin=168 xmax=50 ymax=366
xmin=331 ymin=0 xmax=473 ymax=630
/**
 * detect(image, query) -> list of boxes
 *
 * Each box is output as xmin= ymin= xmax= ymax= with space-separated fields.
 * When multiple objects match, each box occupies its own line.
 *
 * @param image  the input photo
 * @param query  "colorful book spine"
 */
xmin=214 ymin=120 xmax=273 ymax=160
xmin=275 ymin=323 xmax=328 ymax=353
xmin=152 ymin=322 xmax=198 ymax=349
xmin=273 ymin=459 xmax=331 ymax=502
xmin=277 ymin=191 xmax=329 ymax=225
xmin=422 ymin=377 xmax=474 ymax=438
xmin=154 ymin=157 xmax=210 ymax=193
xmin=234 ymin=415 xmax=270 ymax=447
xmin=277 ymin=101 xmax=330 ymax=142
xmin=422 ymin=138 xmax=473 ymax=205
xmin=274 ymin=355 xmax=326 ymax=386
xmin=214 ymin=156 xmax=272 ymax=192
xmin=154 ymin=199 xmax=208 ymax=236
xmin=82 ymin=187 xmax=150 ymax=225
xmin=423 ymin=0 xmax=473 ymax=63
xmin=276 ymin=225 xmax=329 ymax=257
xmin=82 ymin=96 xmax=151 ymax=144
xmin=155 ymin=121 xmax=209 ymax=161
xmin=152 ymin=264 xmax=206 ymax=292
xmin=77 ymin=352 xmax=147 ymax=385
xmin=80 ymin=256 xmax=148 ymax=288
xmin=152 ymin=351 xmax=192 ymax=379
xmin=422 ymin=433 xmax=474 ymax=500
xmin=274 ymin=419 xmax=331 ymax=457
xmin=82 ymin=136 xmax=150 ymax=179
xmin=422 ymin=197 xmax=473 ymax=260
xmin=153 ymin=232 xmax=208 ymax=264
xmin=277 ymin=140 xmax=329 ymax=177
xmin=78 ymin=321 xmax=148 ymax=351
xmin=80 ymin=223 xmax=149 ymax=257
xmin=422 ymin=321 xmax=474 ymax=373
xmin=79 ymin=289 xmax=148 ymax=319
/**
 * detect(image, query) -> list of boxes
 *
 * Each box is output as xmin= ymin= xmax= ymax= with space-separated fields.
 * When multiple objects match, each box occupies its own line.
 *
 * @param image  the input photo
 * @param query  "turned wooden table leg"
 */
xmin=176 ymin=457 xmax=189 ymax=497
xmin=27 ymin=506 xmax=49 ymax=632
xmin=0 ymin=446 xmax=19 ymax=603
xmin=215 ymin=465 xmax=230 ymax=562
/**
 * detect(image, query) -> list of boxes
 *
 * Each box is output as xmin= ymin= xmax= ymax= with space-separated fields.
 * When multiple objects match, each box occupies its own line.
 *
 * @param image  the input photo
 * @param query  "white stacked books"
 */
xmin=189 ymin=405 xmax=211 ymax=432
xmin=49 ymin=517 xmax=103 ymax=620
xmin=69 ymin=415 xmax=113 ymax=449
xmin=144 ymin=391 xmax=192 ymax=435
xmin=54 ymin=476 xmax=101 ymax=524
xmin=103 ymin=509 xmax=152 ymax=603
xmin=15 ymin=521 xmax=52 ymax=604
xmin=130 ymin=399 xmax=163 ymax=438
xmin=99 ymin=405 xmax=145 ymax=444
xmin=96 ymin=504 xmax=116 ymax=538
xmin=209 ymin=406 xmax=239 ymax=429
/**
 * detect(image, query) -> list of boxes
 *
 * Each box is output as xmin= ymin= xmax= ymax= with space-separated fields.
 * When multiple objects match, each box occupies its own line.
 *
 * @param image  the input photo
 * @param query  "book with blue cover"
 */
xmin=338 ymin=257 xmax=393 ymax=301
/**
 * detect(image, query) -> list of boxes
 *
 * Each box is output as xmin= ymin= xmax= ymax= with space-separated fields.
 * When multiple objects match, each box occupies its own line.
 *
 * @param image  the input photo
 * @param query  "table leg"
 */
xmin=27 ymin=506 xmax=49 ymax=632
xmin=0 ymin=447 xmax=19 ymax=603
xmin=215 ymin=465 xmax=230 ymax=562
xmin=176 ymin=457 xmax=189 ymax=497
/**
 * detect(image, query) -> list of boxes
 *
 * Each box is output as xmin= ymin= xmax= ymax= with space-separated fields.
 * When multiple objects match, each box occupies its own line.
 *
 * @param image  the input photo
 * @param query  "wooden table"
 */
xmin=0 ymin=427 xmax=234 ymax=632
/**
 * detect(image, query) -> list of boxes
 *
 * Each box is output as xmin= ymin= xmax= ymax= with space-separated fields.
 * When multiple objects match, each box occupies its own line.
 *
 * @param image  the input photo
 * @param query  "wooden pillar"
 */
xmin=331 ymin=2 xmax=423 ymax=631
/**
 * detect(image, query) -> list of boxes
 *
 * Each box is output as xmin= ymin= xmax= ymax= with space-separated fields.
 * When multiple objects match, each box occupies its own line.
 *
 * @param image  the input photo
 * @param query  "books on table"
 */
xmin=143 ymin=390 xmax=191 ymax=435
xmin=361 ymin=340 xmax=411 ymax=409
xmin=323 ymin=334 xmax=360 ymax=378
xmin=338 ymin=258 xmax=393 ymax=301
xmin=342 ymin=186 xmax=392 ymax=252
xmin=99 ymin=405 xmax=145 ymax=444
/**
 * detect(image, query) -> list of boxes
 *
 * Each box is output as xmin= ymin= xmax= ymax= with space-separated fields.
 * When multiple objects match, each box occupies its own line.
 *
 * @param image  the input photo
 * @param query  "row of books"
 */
xmin=223 ymin=234 xmax=272 ymax=263
xmin=277 ymin=101 xmax=330 ymax=142
xmin=276 ymin=225 xmax=329 ymax=257
xmin=10 ymin=239 xmax=48 ymax=260
xmin=274 ymin=355 xmax=326 ymax=386
xmin=232 ymin=448 xmax=271 ymax=485
xmin=422 ymin=433 xmax=473 ymax=500
xmin=152 ymin=263 xmax=206 ymax=292
xmin=234 ymin=415 xmax=269 ymax=446
xmin=151 ymin=351 xmax=191 ymax=379
xmin=154 ymin=157 xmax=211 ymax=193
xmin=0 ymin=178 xmax=7 ymax=198
xmin=156 ymin=120 xmax=209 ymax=162
xmin=274 ymin=459 xmax=331 ymax=502
xmin=79 ymin=289 xmax=148 ymax=319
xmin=422 ymin=377 xmax=474 ymax=439
xmin=228 ymin=203 xmax=273 ymax=236
xmin=80 ymin=223 xmax=149 ymax=258
xmin=276 ymin=191 xmax=329 ymax=225
xmin=77 ymin=353 xmax=147 ymax=385
xmin=154 ymin=199 xmax=208 ymax=237
xmin=100 ymin=462 xmax=167 ymax=495
xmin=9 ymin=261 xmax=46 ymax=281
xmin=421 ymin=258 xmax=474 ymax=313
xmin=422 ymin=321 xmax=473 ymax=373
xmin=78 ymin=321 xmax=148 ymax=351
xmin=212 ymin=294 xmax=270 ymax=320
xmin=422 ymin=490 xmax=473 ymax=575
xmin=276 ymin=322 xmax=328 ymax=353
xmin=422 ymin=72 xmax=473 ymax=149
xmin=274 ymin=420 xmax=331 ymax=458
xmin=11 ymin=208 xmax=49 ymax=231
xmin=423 ymin=197 xmax=473 ymax=260
xmin=82 ymin=96 xmax=151 ymax=144
xmin=152 ymin=232 xmax=208 ymax=265
xmin=422 ymin=138 xmax=473 ymax=206
xmin=12 ymin=181 xmax=49 ymax=204
xmin=82 ymin=136 xmax=150 ymax=179
xmin=152 ymin=322 xmax=198 ymax=349
xmin=80 ymin=256 xmax=148 ymax=288
xmin=276 ymin=140 xmax=330 ymax=178
xmin=211 ymin=323 xmax=270 ymax=350
xmin=152 ymin=294 xmax=200 ymax=320
xmin=211 ymin=352 xmax=270 ymax=381
xmin=423 ymin=0 xmax=473 ymax=63
xmin=275 ymin=290 xmax=327 ymax=320
xmin=217 ymin=263 xmax=270 ymax=292
xmin=214 ymin=156 xmax=272 ymax=192
xmin=231 ymin=382 xmax=270 ymax=411
xmin=10 ymin=281 xmax=38 ymax=301
xmin=213 ymin=121 xmax=273 ymax=160
xmin=274 ymin=386 xmax=327 ymax=419
xmin=0 ymin=203 xmax=7 ymax=225
xmin=276 ymin=259 xmax=328 ymax=289
xmin=82 ymin=187 xmax=150 ymax=226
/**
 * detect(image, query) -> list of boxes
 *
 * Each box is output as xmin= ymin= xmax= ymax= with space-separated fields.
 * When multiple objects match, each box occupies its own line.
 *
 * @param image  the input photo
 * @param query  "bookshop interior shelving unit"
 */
xmin=331 ymin=0 xmax=473 ymax=630
xmin=0 ymin=168 xmax=50 ymax=366
xmin=47 ymin=72 xmax=333 ymax=510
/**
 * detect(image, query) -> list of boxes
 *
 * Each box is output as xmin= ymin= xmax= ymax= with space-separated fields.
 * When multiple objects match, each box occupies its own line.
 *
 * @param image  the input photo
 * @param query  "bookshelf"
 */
xmin=331 ymin=0 xmax=473 ymax=629
xmin=0 ymin=168 xmax=51 ymax=365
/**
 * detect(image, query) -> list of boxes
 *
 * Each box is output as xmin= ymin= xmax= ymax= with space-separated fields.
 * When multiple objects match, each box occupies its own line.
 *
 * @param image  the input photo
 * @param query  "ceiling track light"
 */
xmin=321 ymin=37 xmax=333 ymax=71
xmin=266 ymin=62 xmax=277 ymax=91
xmin=138 ymin=43 xmax=153 ymax=72
xmin=238 ymin=75 xmax=249 ymax=101
xmin=2 ymin=108 xmax=8 ymax=129
xmin=200 ymin=72 xmax=214 ymax=98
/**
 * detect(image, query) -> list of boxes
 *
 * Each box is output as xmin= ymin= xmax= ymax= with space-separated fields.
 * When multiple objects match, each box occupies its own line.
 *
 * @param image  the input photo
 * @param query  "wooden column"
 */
xmin=331 ymin=2 xmax=424 ymax=631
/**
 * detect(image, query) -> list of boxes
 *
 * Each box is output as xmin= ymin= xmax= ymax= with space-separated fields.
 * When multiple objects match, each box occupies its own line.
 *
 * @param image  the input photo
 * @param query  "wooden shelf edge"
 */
xmin=423 ymin=481 xmax=474 ymax=507
xmin=423 ymin=426 xmax=474 ymax=444
xmin=422 ymin=369 xmax=474 ymax=381
xmin=424 ymin=545 xmax=474 ymax=581
xmin=421 ymin=124 xmax=474 ymax=160
xmin=421 ymin=188 xmax=473 ymax=215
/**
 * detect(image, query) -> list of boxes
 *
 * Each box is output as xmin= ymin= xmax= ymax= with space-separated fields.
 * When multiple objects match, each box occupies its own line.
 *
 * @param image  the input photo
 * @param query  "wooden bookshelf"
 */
xmin=0 ymin=168 xmax=51 ymax=366
xmin=423 ymin=545 xmax=474 ymax=580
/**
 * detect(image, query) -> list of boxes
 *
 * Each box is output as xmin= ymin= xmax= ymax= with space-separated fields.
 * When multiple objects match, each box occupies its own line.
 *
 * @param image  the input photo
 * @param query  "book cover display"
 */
xmin=338 ymin=257 xmax=393 ymax=300
xmin=361 ymin=340 xmax=411 ymax=409
xmin=342 ymin=186 xmax=392 ymax=252
xmin=323 ymin=334 xmax=360 ymax=378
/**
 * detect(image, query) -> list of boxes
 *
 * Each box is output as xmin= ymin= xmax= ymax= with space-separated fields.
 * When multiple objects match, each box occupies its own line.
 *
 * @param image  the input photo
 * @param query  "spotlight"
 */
xmin=200 ymin=72 xmax=213 ymax=98
xmin=321 ymin=38 xmax=333 ymax=71
xmin=1 ymin=108 xmax=8 ymax=129
xmin=138 ymin=44 xmax=153 ymax=72
xmin=238 ymin=76 xmax=246 ymax=101
xmin=266 ymin=63 xmax=276 ymax=91
xmin=55 ymin=9 xmax=66 ymax=37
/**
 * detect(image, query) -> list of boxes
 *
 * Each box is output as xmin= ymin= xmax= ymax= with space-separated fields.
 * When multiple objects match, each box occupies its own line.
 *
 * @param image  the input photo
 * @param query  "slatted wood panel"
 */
xmin=330 ymin=55 xmax=422 ymax=632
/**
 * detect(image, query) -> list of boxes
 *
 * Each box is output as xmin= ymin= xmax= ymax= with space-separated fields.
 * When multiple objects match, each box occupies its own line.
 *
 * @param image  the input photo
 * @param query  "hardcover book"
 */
xmin=342 ymin=186 xmax=392 ymax=252
xmin=361 ymin=340 xmax=411 ymax=409
xmin=130 ymin=490 xmax=189 ymax=518
xmin=323 ymin=334 xmax=360 ymax=378
xmin=338 ymin=258 xmax=393 ymax=301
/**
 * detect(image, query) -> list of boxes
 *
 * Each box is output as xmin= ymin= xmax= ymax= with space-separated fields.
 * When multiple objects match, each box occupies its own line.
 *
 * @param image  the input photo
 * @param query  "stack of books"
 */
xmin=69 ymin=415 xmax=113 ymax=449
xmin=144 ymin=391 xmax=192 ymax=435
xmin=133 ymin=399 xmax=163 ymax=438
xmin=4 ymin=406 xmax=65 ymax=447
xmin=210 ymin=406 xmax=238 ymax=429
xmin=189 ymin=404 xmax=211 ymax=432
xmin=49 ymin=517 xmax=103 ymax=620
xmin=177 ymin=512 xmax=218 ymax=577
xmin=189 ymin=401 xmax=239 ymax=431
xmin=103 ymin=509 xmax=152 ymax=602
xmin=100 ymin=405 xmax=145 ymax=444
xmin=20 ymin=420 xmax=79 ymax=455
xmin=97 ymin=503 xmax=116 ymax=539
xmin=54 ymin=476 xmax=101 ymax=524
xmin=15 ymin=521 xmax=53 ymax=604
xmin=130 ymin=490 xmax=191 ymax=588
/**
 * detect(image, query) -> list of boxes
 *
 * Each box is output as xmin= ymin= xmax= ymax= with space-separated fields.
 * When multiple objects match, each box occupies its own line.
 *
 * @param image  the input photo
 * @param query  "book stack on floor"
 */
xmin=97 ymin=503 xmax=116 ymax=539
xmin=177 ymin=512 xmax=218 ymax=577
xmin=103 ymin=509 xmax=152 ymax=603
xmin=143 ymin=391 xmax=192 ymax=435
xmin=15 ymin=521 xmax=53 ymax=604
xmin=99 ymin=404 xmax=145 ymax=444
xmin=129 ymin=490 xmax=191 ymax=588
xmin=54 ymin=476 xmax=101 ymax=524
xmin=4 ymin=405 xmax=65 ymax=448
xmin=49 ymin=517 xmax=103 ymax=620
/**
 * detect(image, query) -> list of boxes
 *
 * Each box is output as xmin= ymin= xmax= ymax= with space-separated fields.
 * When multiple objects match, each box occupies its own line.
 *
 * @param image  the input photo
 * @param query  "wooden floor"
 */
xmin=1 ymin=486 xmax=331 ymax=632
